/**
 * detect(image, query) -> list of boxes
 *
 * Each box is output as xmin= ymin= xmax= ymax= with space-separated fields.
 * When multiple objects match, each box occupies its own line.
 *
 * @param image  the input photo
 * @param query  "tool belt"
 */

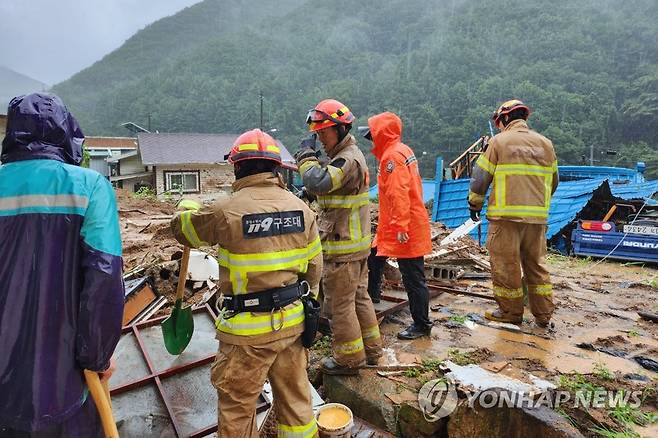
xmin=220 ymin=282 xmax=303 ymax=313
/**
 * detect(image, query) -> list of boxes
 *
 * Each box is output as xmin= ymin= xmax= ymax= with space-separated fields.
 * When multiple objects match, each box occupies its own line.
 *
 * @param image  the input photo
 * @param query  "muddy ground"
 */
xmin=350 ymin=256 xmax=658 ymax=437
xmin=117 ymin=190 xmax=658 ymax=437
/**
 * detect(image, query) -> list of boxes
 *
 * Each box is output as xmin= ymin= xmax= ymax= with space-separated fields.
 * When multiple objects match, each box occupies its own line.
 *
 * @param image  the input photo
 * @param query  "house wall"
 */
xmin=155 ymin=164 xmax=234 ymax=198
xmin=122 ymin=175 xmax=155 ymax=193
xmin=89 ymin=156 xmax=110 ymax=176
xmin=120 ymin=154 xmax=146 ymax=176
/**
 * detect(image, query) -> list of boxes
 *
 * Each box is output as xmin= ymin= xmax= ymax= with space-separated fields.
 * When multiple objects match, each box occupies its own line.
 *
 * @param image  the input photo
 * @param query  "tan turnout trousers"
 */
xmin=486 ymin=220 xmax=555 ymax=323
xmin=322 ymin=259 xmax=383 ymax=367
xmin=211 ymin=333 xmax=317 ymax=438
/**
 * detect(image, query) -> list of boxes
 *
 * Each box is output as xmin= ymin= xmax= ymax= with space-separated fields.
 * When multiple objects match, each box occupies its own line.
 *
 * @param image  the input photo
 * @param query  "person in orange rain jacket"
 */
xmin=363 ymin=112 xmax=433 ymax=339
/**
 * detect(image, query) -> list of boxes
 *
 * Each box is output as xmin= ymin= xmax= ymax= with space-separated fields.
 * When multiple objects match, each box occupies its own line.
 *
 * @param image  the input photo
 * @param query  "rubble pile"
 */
xmin=370 ymin=203 xmax=490 ymax=281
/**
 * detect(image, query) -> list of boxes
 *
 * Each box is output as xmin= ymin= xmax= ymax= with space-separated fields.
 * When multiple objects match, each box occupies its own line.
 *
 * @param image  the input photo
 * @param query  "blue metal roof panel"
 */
xmin=433 ymin=178 xmax=609 ymax=244
xmin=559 ymin=165 xmax=643 ymax=183
xmin=369 ymin=179 xmax=438 ymax=204
xmin=609 ymin=180 xmax=658 ymax=200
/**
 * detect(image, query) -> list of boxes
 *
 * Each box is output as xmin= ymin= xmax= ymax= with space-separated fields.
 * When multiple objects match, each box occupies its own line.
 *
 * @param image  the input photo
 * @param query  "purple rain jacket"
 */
xmin=0 ymin=93 xmax=124 ymax=431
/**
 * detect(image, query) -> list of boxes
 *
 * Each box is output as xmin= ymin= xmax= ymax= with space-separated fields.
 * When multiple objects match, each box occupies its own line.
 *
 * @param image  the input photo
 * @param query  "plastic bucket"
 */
xmin=316 ymin=403 xmax=353 ymax=438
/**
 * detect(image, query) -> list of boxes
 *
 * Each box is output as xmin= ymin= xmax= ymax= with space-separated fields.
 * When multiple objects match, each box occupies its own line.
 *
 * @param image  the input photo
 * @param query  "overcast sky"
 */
xmin=0 ymin=0 xmax=202 ymax=85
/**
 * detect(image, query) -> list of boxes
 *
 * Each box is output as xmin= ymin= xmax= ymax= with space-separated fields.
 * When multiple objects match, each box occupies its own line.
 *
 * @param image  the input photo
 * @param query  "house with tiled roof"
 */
xmin=109 ymin=132 xmax=295 ymax=199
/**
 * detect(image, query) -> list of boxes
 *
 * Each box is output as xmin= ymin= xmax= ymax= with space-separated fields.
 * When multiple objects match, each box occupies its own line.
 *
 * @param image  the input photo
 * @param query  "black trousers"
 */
xmin=367 ymin=247 xmax=431 ymax=328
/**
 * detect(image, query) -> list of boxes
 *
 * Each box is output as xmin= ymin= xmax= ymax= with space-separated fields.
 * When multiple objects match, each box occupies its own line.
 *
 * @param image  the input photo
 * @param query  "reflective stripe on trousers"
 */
xmin=529 ymin=283 xmax=553 ymax=296
xmin=278 ymin=418 xmax=318 ymax=438
xmin=334 ymin=336 xmax=365 ymax=356
xmin=362 ymin=324 xmax=381 ymax=341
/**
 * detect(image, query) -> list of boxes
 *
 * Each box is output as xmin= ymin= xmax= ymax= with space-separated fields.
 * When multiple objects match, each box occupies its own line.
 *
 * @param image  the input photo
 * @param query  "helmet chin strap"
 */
xmin=336 ymin=124 xmax=351 ymax=143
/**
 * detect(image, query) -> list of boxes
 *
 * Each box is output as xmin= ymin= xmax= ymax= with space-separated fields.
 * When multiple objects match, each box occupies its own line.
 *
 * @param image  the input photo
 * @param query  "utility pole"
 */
xmin=259 ymin=90 xmax=264 ymax=130
xmin=147 ymin=114 xmax=152 ymax=132
xmin=589 ymin=143 xmax=594 ymax=166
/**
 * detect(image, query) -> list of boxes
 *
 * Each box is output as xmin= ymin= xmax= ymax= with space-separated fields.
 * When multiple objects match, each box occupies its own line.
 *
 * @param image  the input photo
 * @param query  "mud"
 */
xmin=371 ymin=254 xmax=658 ymax=436
xmin=116 ymin=190 xmax=658 ymax=435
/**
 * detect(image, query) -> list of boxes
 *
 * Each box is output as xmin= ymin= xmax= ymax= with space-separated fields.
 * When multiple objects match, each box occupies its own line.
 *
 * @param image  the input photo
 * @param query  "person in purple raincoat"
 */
xmin=0 ymin=93 xmax=124 ymax=437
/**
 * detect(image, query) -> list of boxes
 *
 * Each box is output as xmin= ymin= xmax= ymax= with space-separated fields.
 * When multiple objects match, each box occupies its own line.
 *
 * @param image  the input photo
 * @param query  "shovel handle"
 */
xmin=175 ymin=246 xmax=191 ymax=302
xmin=84 ymin=370 xmax=119 ymax=438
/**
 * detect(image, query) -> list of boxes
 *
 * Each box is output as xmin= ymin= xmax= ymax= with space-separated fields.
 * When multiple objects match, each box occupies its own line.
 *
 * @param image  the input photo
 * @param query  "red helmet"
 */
xmin=227 ymin=129 xmax=282 ymax=165
xmin=492 ymin=99 xmax=531 ymax=126
xmin=306 ymin=99 xmax=355 ymax=132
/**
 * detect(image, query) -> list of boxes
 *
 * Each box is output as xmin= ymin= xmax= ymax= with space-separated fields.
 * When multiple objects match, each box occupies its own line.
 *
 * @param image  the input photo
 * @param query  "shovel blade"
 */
xmin=161 ymin=300 xmax=194 ymax=355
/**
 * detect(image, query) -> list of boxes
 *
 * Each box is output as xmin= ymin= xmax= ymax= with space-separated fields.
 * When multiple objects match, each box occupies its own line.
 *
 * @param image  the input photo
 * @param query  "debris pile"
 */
xmin=117 ymin=190 xmax=220 ymax=320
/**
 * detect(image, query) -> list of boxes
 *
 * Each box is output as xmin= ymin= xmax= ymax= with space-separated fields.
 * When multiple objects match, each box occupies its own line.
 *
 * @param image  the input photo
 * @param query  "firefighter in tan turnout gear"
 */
xmin=468 ymin=99 xmax=558 ymax=327
xmin=171 ymin=129 xmax=321 ymax=438
xmin=296 ymin=99 xmax=383 ymax=375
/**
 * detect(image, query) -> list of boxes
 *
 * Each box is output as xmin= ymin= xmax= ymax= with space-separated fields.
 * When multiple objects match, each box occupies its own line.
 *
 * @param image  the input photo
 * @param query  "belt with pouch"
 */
xmin=220 ymin=281 xmax=306 ymax=313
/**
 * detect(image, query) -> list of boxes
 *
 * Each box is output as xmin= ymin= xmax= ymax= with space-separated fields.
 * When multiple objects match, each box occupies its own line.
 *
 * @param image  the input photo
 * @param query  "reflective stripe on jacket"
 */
xmin=468 ymin=119 xmax=559 ymax=224
xmin=171 ymin=172 xmax=323 ymax=345
xmin=368 ymin=112 xmax=432 ymax=258
xmin=299 ymin=134 xmax=371 ymax=261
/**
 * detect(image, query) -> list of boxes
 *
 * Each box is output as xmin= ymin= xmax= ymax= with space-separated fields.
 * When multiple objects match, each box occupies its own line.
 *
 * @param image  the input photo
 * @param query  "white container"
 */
xmin=315 ymin=403 xmax=353 ymax=438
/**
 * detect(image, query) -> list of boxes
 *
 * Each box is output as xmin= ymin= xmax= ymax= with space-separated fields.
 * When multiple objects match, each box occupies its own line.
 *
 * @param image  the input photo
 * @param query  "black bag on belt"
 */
xmin=300 ymin=282 xmax=321 ymax=348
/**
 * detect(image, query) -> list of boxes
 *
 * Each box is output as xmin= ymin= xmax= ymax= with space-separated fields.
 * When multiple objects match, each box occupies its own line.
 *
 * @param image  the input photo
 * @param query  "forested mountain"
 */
xmin=53 ymin=0 xmax=658 ymax=177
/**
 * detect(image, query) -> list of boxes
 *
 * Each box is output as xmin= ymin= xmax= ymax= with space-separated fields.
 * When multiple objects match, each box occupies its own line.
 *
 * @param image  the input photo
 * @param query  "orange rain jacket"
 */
xmin=369 ymin=112 xmax=432 ymax=258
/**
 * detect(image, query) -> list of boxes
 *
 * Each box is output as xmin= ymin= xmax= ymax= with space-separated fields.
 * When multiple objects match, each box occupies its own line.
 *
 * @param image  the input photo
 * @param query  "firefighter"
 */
xmin=468 ymin=99 xmax=558 ymax=327
xmin=295 ymin=99 xmax=383 ymax=375
xmin=171 ymin=129 xmax=322 ymax=438
xmin=363 ymin=112 xmax=433 ymax=339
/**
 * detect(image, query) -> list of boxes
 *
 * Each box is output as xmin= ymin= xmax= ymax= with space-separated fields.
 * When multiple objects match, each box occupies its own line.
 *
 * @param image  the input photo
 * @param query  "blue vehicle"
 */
xmin=571 ymin=219 xmax=658 ymax=263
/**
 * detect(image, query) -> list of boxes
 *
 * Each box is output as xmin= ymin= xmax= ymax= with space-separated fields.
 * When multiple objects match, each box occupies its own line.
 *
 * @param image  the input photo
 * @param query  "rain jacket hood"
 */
xmin=1 ymin=93 xmax=84 ymax=165
xmin=369 ymin=112 xmax=402 ymax=160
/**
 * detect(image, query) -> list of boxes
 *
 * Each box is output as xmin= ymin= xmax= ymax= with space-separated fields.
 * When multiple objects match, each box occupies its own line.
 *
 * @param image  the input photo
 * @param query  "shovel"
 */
xmin=162 ymin=246 xmax=194 ymax=355
xmin=84 ymin=370 xmax=119 ymax=438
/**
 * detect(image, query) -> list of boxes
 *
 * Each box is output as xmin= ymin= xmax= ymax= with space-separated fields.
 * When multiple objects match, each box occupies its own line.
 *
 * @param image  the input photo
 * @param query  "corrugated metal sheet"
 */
xmin=368 ymin=179 xmax=437 ymax=203
xmin=609 ymin=180 xmax=658 ymax=200
xmin=546 ymin=179 xmax=609 ymax=240
xmin=559 ymin=165 xmax=645 ymax=183
xmin=432 ymin=177 xmax=658 ymax=244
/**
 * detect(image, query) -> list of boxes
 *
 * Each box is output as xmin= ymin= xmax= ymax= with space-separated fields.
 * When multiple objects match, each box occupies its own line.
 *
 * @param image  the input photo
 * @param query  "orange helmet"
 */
xmin=227 ymin=129 xmax=282 ymax=165
xmin=306 ymin=99 xmax=355 ymax=132
xmin=492 ymin=99 xmax=531 ymax=125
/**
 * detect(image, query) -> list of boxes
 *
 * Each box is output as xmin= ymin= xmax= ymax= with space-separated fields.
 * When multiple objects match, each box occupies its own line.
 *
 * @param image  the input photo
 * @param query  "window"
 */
xmin=164 ymin=171 xmax=200 ymax=193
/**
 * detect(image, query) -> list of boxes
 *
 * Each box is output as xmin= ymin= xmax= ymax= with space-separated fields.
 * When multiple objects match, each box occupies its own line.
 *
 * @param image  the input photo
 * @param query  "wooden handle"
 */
xmin=84 ymin=370 xmax=119 ymax=438
xmin=175 ymin=247 xmax=191 ymax=302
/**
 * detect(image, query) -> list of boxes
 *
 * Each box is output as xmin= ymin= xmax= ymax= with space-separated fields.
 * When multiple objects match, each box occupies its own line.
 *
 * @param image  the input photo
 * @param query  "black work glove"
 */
xmin=294 ymin=147 xmax=319 ymax=163
xmin=470 ymin=209 xmax=481 ymax=222
xmin=299 ymin=134 xmax=317 ymax=150
xmin=295 ymin=135 xmax=320 ymax=163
